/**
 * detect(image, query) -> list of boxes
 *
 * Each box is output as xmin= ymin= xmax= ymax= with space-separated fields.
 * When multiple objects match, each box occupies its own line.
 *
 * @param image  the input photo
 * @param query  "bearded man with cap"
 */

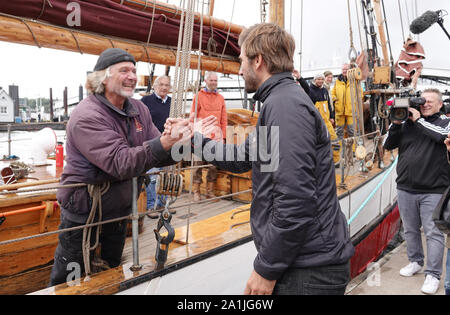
xmin=49 ymin=48 xmax=191 ymax=286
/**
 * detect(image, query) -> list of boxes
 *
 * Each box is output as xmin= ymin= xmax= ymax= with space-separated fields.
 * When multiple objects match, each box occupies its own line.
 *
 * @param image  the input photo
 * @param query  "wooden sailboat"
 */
xmin=0 ymin=0 xmax=418 ymax=295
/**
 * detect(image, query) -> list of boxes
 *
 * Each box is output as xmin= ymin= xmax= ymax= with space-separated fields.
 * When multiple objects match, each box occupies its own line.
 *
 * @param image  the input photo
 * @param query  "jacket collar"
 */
xmin=253 ymin=72 xmax=294 ymax=103
xmin=94 ymin=94 xmax=139 ymax=117
xmin=337 ymin=74 xmax=347 ymax=83
xmin=154 ymin=93 xmax=169 ymax=103
xmin=424 ymin=112 xmax=441 ymax=121
xmin=202 ymin=88 xmax=218 ymax=94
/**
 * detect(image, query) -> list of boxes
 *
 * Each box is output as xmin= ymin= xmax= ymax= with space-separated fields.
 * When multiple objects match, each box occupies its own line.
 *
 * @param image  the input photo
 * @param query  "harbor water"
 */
xmin=0 ymin=129 xmax=66 ymax=163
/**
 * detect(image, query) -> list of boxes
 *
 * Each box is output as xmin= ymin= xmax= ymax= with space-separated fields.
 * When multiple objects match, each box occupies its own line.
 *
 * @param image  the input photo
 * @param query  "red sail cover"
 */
xmin=0 ymin=0 xmax=240 ymax=58
xmin=395 ymin=39 xmax=425 ymax=86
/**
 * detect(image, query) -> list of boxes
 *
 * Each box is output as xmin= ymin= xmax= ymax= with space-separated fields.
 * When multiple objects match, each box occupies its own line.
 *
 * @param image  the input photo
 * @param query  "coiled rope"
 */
xmin=82 ymin=182 xmax=110 ymax=280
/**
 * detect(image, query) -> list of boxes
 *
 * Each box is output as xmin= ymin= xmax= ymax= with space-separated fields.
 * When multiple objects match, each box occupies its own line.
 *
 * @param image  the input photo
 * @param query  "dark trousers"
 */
xmin=49 ymin=216 xmax=127 ymax=287
xmin=272 ymin=262 xmax=350 ymax=295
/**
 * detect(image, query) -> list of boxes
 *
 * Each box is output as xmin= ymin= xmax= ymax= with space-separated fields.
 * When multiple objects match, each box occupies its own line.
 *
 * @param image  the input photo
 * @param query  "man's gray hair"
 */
xmin=85 ymin=67 xmax=111 ymax=94
xmin=205 ymin=72 xmax=218 ymax=80
xmin=422 ymin=88 xmax=443 ymax=102
xmin=153 ymin=75 xmax=171 ymax=88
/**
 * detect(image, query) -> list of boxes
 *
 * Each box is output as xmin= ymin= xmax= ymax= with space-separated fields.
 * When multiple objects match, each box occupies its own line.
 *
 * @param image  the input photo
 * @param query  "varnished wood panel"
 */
xmin=0 ymin=264 xmax=53 ymax=295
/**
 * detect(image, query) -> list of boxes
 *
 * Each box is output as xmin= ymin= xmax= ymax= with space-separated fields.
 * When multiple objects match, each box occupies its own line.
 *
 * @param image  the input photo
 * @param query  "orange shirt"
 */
xmin=191 ymin=89 xmax=228 ymax=140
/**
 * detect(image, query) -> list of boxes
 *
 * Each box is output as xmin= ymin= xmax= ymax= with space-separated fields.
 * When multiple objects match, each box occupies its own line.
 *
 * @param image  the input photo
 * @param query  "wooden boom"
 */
xmin=0 ymin=15 xmax=240 ymax=74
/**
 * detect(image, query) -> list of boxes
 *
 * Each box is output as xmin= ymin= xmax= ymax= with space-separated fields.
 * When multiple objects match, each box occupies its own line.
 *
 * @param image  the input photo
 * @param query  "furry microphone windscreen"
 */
xmin=410 ymin=11 xmax=440 ymax=34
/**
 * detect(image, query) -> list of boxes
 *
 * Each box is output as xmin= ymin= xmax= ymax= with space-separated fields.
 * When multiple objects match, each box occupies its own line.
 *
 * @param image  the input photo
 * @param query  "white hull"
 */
xmin=117 ymin=241 xmax=257 ymax=295
xmin=117 ymin=159 xmax=399 ymax=295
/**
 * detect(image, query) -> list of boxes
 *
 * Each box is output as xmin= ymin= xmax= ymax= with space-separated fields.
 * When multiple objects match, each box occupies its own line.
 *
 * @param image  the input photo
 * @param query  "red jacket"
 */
xmin=191 ymin=89 xmax=227 ymax=140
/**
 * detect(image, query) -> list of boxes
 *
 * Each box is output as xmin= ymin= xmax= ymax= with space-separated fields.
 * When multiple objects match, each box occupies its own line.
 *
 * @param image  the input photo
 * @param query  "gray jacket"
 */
xmin=57 ymin=94 xmax=174 ymax=223
xmin=194 ymin=72 xmax=354 ymax=280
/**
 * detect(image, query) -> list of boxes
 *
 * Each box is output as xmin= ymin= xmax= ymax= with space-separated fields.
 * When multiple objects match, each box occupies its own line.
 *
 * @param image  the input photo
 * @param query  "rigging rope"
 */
xmin=187 ymin=0 xmax=206 ymax=245
xmin=299 ymin=0 xmax=303 ymax=72
xmin=380 ymin=0 xmax=394 ymax=66
xmin=397 ymin=0 xmax=406 ymax=42
xmin=347 ymin=0 xmax=357 ymax=62
xmin=355 ymin=0 xmax=365 ymax=51
xmin=214 ymin=0 xmax=235 ymax=73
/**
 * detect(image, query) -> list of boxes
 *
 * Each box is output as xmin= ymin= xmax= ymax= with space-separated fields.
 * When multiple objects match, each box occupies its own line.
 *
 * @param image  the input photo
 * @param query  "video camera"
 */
xmin=443 ymin=98 xmax=450 ymax=115
xmin=389 ymin=97 xmax=426 ymax=122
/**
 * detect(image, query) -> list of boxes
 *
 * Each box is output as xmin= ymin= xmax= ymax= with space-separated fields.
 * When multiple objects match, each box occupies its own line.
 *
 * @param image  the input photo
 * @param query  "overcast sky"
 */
xmin=0 ymin=0 xmax=449 ymax=99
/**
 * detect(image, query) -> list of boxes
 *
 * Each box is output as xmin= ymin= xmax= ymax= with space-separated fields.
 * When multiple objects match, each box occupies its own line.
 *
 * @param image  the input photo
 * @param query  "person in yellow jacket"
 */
xmin=331 ymin=63 xmax=363 ymax=145
xmin=309 ymin=73 xmax=340 ymax=165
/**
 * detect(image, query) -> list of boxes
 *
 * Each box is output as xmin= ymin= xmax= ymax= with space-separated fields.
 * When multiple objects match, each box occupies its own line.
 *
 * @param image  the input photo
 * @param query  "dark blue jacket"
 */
xmin=193 ymin=72 xmax=354 ymax=280
xmin=141 ymin=93 xmax=171 ymax=133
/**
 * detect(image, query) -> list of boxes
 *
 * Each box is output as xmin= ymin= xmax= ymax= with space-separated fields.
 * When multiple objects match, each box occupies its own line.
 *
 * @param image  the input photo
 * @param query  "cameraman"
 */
xmin=383 ymin=88 xmax=450 ymax=294
xmin=445 ymin=132 xmax=450 ymax=296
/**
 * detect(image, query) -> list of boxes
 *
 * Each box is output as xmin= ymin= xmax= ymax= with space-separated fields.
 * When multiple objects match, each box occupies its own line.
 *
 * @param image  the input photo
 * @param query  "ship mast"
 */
xmin=269 ymin=0 xmax=285 ymax=28
xmin=208 ymin=0 xmax=215 ymax=17
xmin=372 ymin=0 xmax=390 ymax=67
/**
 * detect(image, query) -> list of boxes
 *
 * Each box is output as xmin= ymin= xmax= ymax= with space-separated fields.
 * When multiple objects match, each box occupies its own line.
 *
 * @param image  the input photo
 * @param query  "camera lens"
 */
xmin=391 ymin=108 xmax=408 ymax=121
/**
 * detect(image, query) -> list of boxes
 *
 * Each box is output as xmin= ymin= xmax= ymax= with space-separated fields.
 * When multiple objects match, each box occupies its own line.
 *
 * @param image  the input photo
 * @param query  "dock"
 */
xmin=347 ymin=233 xmax=448 ymax=295
xmin=0 ymin=122 xmax=66 ymax=132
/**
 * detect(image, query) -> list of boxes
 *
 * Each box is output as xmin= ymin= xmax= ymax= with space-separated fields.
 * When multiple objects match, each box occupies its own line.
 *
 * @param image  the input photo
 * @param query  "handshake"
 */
xmin=159 ymin=113 xmax=222 ymax=151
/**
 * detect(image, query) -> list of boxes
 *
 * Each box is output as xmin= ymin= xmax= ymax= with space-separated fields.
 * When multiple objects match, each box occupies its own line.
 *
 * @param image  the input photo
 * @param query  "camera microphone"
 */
xmin=410 ymin=10 xmax=441 ymax=34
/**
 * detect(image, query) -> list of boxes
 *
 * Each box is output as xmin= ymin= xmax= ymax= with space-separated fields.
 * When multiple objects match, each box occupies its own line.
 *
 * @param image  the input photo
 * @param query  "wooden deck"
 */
xmin=122 ymin=193 xmax=248 ymax=265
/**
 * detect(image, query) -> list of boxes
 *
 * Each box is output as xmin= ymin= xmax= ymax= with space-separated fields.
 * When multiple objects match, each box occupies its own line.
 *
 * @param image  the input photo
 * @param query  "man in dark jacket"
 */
xmin=141 ymin=76 xmax=172 ymax=134
xmin=49 ymin=48 xmax=190 ymax=286
xmin=169 ymin=23 xmax=354 ymax=295
xmin=141 ymin=76 xmax=172 ymax=217
xmin=383 ymin=88 xmax=450 ymax=294
xmin=445 ymin=132 xmax=450 ymax=296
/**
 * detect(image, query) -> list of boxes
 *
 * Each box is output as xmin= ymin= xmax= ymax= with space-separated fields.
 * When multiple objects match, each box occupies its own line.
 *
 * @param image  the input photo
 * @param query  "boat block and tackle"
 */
xmin=155 ymin=173 xmax=183 ymax=197
xmin=154 ymin=202 xmax=175 ymax=271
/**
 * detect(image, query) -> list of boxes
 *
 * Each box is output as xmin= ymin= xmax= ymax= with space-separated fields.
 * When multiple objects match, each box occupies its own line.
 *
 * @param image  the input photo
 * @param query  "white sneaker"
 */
xmin=421 ymin=275 xmax=440 ymax=295
xmin=399 ymin=262 xmax=422 ymax=277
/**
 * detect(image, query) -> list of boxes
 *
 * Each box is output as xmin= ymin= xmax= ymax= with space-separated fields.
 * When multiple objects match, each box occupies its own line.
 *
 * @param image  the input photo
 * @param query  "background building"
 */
xmin=0 ymin=87 xmax=14 ymax=123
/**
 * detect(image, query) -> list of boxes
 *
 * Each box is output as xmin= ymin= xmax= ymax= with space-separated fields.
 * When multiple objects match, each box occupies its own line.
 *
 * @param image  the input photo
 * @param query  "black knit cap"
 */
xmin=93 ymin=48 xmax=136 ymax=71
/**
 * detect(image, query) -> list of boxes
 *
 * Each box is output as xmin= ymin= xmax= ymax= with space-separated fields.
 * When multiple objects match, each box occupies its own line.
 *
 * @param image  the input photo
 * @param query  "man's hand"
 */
xmin=163 ymin=117 xmax=185 ymax=136
xmin=409 ymin=107 xmax=421 ymax=122
xmin=191 ymin=114 xmax=222 ymax=141
xmin=160 ymin=118 xmax=192 ymax=151
xmin=244 ymin=270 xmax=276 ymax=295
xmin=292 ymin=69 xmax=301 ymax=80
xmin=163 ymin=113 xmax=218 ymax=137
xmin=444 ymin=132 xmax=450 ymax=152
